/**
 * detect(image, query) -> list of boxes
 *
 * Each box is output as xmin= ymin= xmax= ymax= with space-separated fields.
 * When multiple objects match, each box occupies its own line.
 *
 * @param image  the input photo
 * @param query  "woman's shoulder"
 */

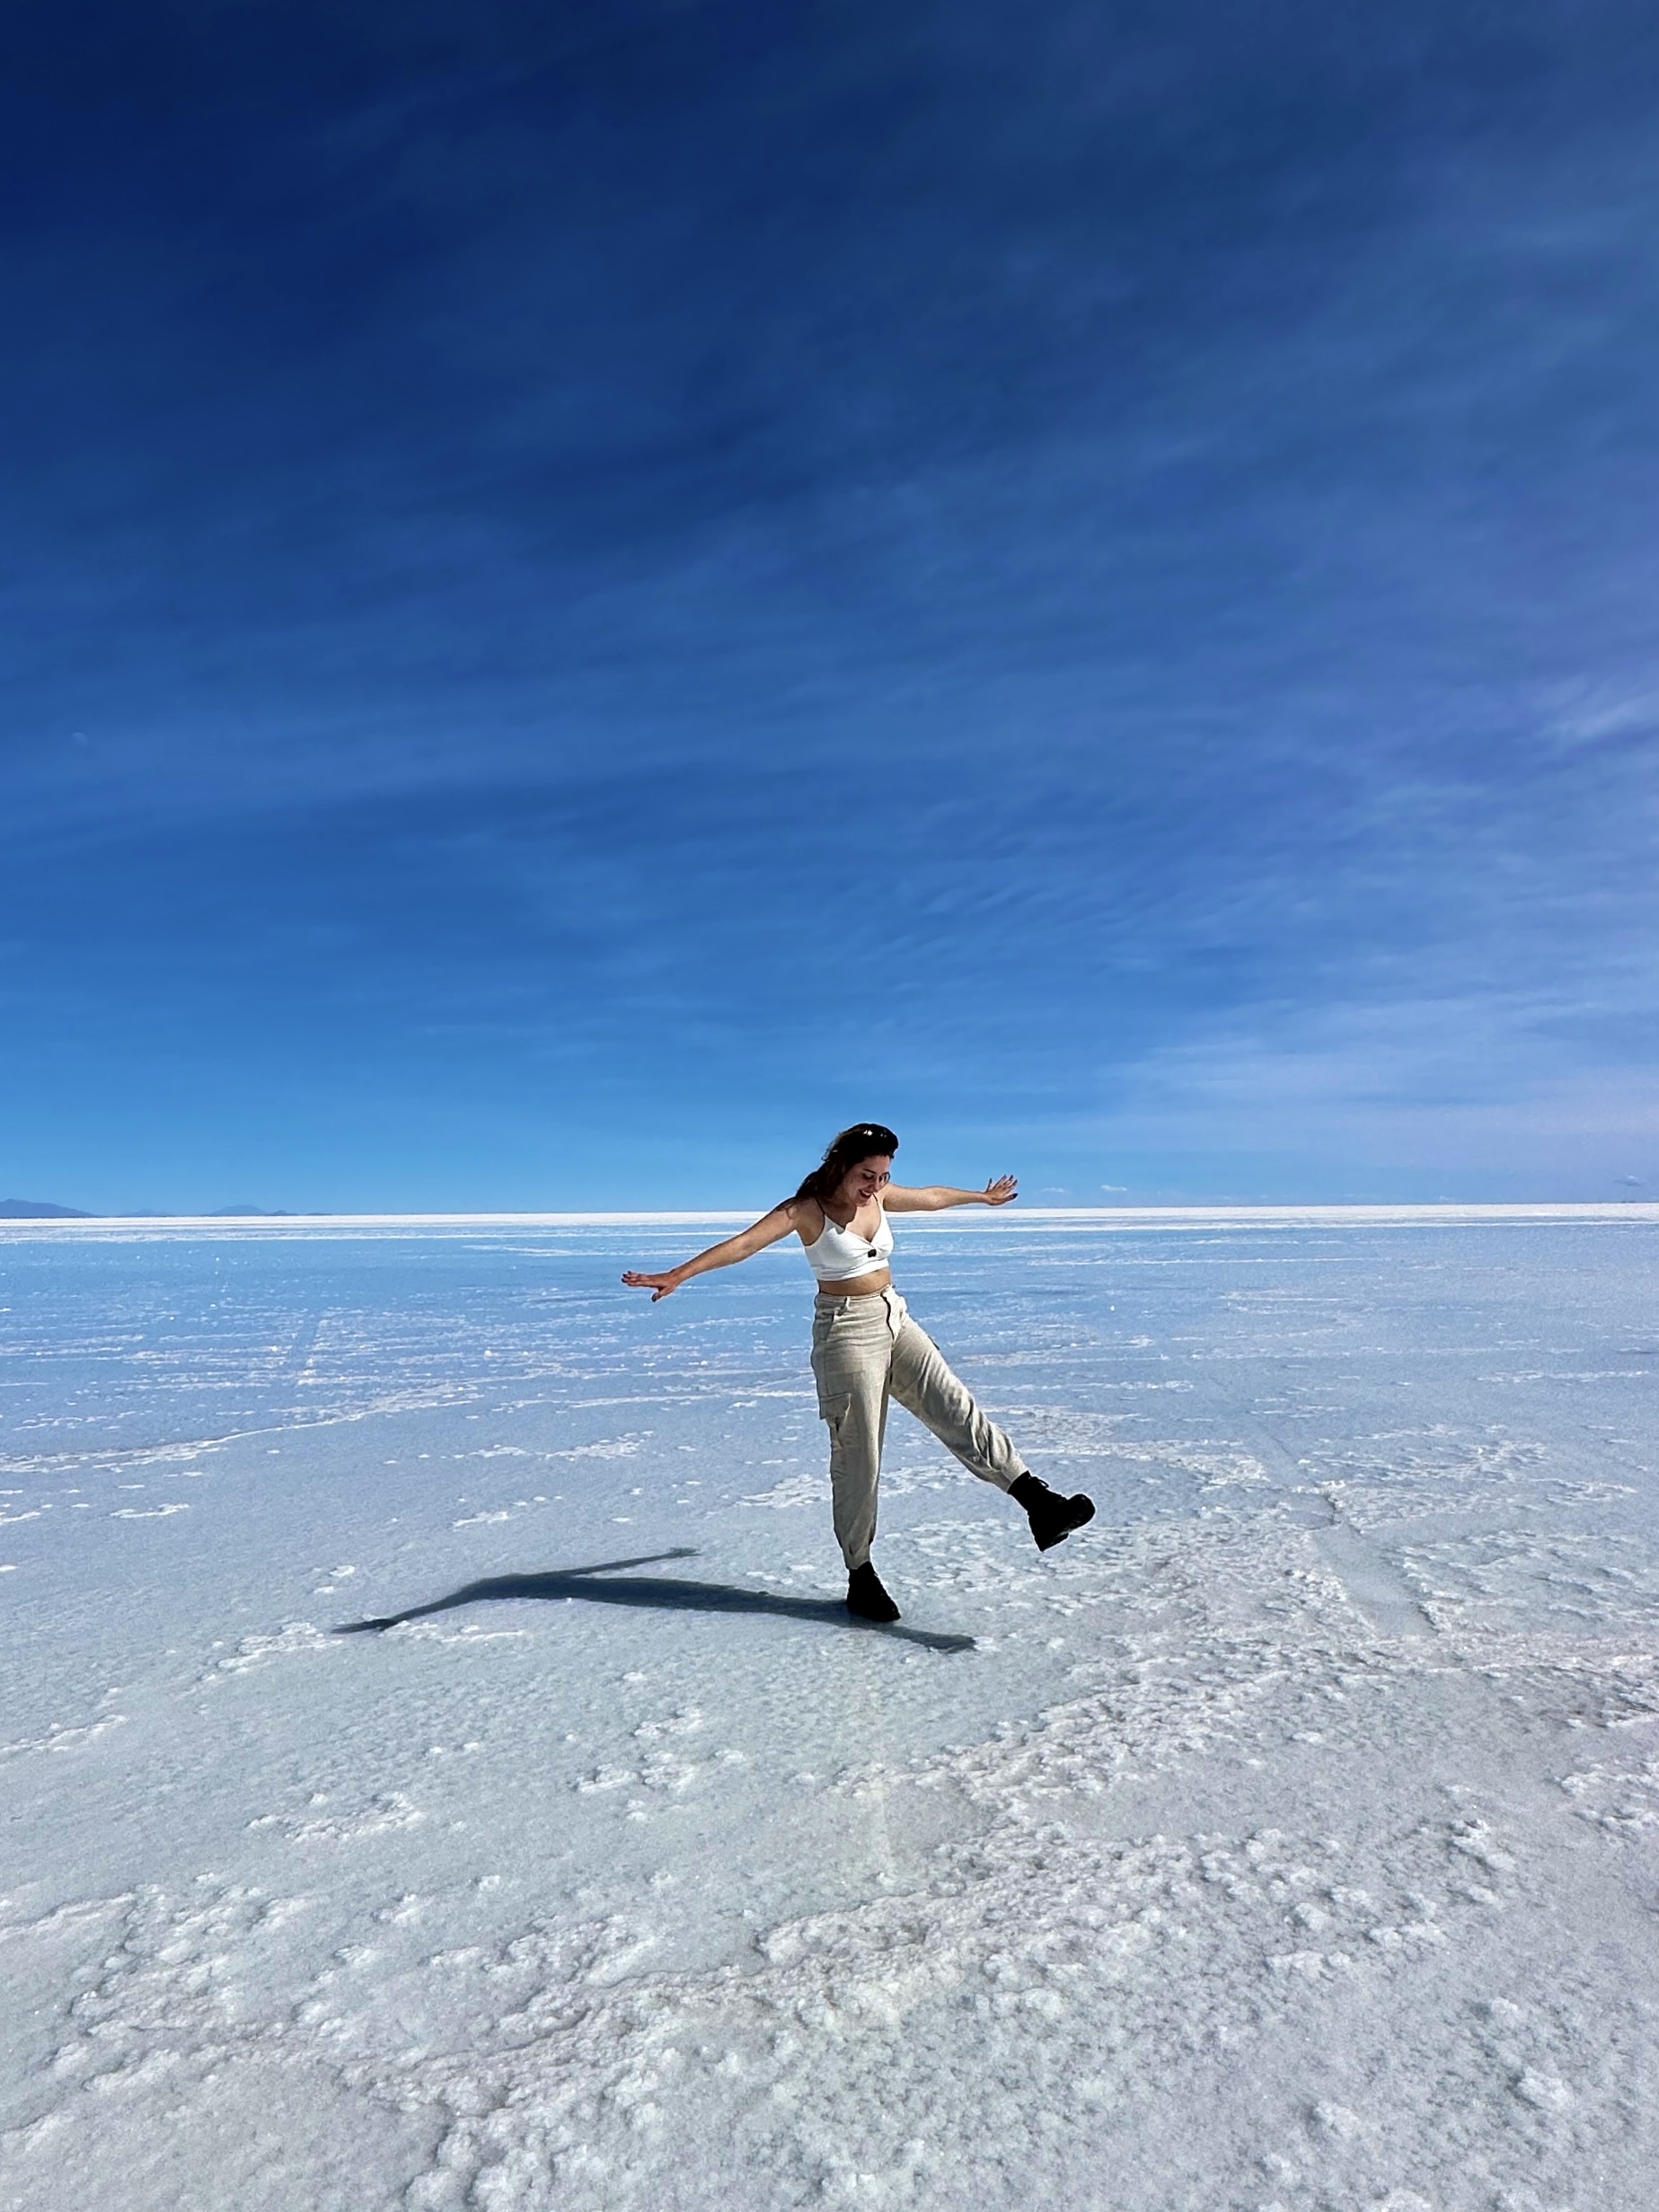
xmin=789 ymin=1195 xmax=826 ymax=1242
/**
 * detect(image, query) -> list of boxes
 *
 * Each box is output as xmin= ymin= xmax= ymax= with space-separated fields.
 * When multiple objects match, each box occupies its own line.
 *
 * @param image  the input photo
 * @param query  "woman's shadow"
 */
xmin=335 ymin=1548 xmax=975 ymax=1653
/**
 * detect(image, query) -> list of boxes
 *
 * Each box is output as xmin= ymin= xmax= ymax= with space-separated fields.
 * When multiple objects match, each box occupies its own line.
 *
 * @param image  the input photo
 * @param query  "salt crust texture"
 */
xmin=1 ymin=1217 xmax=1656 ymax=2210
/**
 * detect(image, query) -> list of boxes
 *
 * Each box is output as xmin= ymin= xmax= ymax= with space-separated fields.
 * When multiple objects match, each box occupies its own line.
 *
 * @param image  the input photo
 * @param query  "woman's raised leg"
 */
xmin=886 ymin=1314 xmax=1026 ymax=1489
xmin=888 ymin=1312 xmax=1095 ymax=1548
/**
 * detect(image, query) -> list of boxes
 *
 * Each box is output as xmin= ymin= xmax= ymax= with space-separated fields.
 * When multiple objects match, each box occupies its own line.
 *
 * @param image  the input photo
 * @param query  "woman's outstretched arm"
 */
xmin=622 ymin=1202 xmax=802 ymax=1301
xmin=884 ymin=1176 xmax=1018 ymax=1212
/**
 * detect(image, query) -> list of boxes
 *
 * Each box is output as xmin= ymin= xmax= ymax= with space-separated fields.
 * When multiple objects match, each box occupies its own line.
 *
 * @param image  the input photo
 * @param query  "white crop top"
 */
xmin=803 ymin=1203 xmax=895 ymax=1284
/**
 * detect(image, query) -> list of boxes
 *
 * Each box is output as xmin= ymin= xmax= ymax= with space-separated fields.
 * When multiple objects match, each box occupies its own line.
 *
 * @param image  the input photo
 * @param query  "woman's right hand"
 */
xmin=622 ymin=1269 xmax=682 ymax=1302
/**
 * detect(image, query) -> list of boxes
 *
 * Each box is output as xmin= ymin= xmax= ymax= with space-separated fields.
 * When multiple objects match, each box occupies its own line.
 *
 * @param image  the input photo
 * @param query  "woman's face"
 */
xmin=836 ymin=1155 xmax=892 ymax=1208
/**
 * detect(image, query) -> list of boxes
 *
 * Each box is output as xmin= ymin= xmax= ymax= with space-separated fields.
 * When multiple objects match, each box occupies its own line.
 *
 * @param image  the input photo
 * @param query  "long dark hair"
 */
xmin=792 ymin=1123 xmax=899 ymax=1206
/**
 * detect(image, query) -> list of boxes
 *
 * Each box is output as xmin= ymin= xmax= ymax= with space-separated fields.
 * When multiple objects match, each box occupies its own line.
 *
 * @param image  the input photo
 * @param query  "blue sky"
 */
xmin=4 ymin=0 xmax=1657 ymax=1209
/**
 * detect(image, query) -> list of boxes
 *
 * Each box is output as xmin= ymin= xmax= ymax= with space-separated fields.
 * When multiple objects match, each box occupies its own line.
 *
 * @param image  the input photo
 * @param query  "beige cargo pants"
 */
xmin=809 ymin=1288 xmax=1028 ymax=1569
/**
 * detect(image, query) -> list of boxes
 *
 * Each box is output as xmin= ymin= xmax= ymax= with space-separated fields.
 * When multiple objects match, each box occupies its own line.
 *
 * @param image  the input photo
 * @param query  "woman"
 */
xmin=622 ymin=1123 xmax=1093 ymax=1622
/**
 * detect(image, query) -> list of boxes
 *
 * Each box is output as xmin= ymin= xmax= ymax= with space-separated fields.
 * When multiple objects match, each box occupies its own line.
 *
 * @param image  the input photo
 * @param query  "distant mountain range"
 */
xmin=0 ymin=1198 xmax=293 ymax=1218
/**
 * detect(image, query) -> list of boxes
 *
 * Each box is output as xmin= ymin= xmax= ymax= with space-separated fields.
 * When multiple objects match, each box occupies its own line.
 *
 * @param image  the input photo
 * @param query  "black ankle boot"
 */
xmin=846 ymin=1561 xmax=901 ymax=1622
xmin=1010 ymin=1472 xmax=1096 ymax=1552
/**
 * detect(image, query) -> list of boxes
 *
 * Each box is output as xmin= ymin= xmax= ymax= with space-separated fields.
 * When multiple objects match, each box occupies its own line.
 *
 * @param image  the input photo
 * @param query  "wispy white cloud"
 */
xmin=1075 ymin=982 xmax=1659 ymax=1187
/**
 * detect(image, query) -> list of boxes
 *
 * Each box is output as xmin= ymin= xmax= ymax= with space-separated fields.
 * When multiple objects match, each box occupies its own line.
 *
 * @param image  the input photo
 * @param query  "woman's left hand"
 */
xmin=983 ymin=1175 xmax=1018 ymax=1206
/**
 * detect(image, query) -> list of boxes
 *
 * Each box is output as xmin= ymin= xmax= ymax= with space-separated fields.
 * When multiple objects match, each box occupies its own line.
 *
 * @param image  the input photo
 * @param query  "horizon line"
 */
xmin=4 ymin=1203 xmax=1657 ymax=1234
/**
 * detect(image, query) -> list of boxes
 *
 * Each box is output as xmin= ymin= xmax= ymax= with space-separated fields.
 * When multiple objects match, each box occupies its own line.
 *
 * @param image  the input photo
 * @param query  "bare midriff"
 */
xmin=812 ymin=1266 xmax=893 ymax=1298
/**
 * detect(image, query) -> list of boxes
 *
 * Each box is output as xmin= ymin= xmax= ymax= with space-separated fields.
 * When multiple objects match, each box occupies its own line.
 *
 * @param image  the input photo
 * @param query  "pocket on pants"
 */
xmin=816 ymin=1388 xmax=852 ymax=1432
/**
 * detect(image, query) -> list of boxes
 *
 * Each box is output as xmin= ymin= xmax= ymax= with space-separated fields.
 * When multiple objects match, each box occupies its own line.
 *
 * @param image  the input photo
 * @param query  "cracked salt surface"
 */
xmin=2 ymin=1212 xmax=1657 ymax=2208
